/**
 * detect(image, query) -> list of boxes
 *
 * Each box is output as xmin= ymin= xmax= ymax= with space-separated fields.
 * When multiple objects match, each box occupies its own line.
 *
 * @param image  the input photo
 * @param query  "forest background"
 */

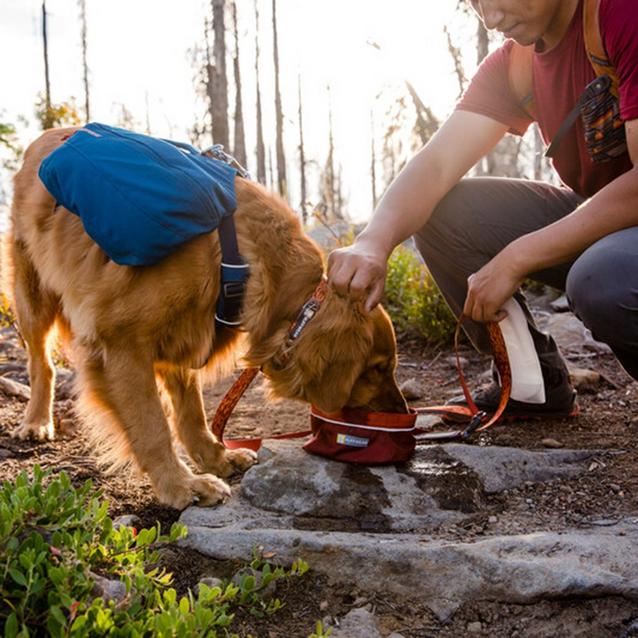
xmin=0 ymin=0 xmax=557 ymax=232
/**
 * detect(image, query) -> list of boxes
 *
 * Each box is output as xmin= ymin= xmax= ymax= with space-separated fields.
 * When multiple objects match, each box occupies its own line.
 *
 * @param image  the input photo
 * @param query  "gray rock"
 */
xmin=541 ymin=438 xmax=563 ymax=449
xmin=89 ymin=572 xmax=127 ymax=605
xmin=467 ymin=621 xmax=483 ymax=633
xmin=568 ymin=366 xmax=602 ymax=392
xmin=330 ymin=607 xmax=382 ymax=638
xmin=194 ymin=576 xmax=224 ymax=596
xmin=399 ymin=378 xmax=425 ymax=401
xmin=539 ymin=313 xmax=612 ymax=354
xmin=549 ymin=294 xmax=570 ymax=312
xmin=0 ymin=376 xmax=30 ymax=401
xmin=180 ymin=522 xmax=638 ymax=622
xmin=415 ymin=413 xmax=443 ymax=430
xmin=442 ymin=443 xmax=595 ymax=493
xmin=112 ymin=514 xmax=142 ymax=530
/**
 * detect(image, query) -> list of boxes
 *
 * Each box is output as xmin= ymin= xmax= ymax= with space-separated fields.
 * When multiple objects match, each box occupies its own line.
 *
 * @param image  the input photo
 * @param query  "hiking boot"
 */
xmin=446 ymin=351 xmax=579 ymax=421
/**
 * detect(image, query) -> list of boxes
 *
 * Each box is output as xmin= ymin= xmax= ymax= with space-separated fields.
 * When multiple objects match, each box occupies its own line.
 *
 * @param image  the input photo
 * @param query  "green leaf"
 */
xmin=4 ymin=613 xmax=18 ymax=638
xmin=178 ymin=597 xmax=190 ymax=615
xmin=8 ymin=567 xmax=27 ymax=587
xmin=49 ymin=605 xmax=67 ymax=627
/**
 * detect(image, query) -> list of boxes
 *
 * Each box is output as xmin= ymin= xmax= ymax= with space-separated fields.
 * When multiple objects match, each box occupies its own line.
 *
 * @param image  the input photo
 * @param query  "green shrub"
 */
xmin=384 ymin=245 xmax=455 ymax=346
xmin=0 ymin=467 xmax=309 ymax=637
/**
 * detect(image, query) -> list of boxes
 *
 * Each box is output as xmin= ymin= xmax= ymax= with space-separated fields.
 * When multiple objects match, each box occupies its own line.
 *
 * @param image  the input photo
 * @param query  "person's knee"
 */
xmin=566 ymin=239 xmax=636 ymax=345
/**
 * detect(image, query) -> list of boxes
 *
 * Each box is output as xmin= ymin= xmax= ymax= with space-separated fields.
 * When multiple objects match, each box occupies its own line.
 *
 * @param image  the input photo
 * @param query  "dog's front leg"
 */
xmin=92 ymin=345 xmax=231 ymax=509
xmin=158 ymin=367 xmax=257 ymax=477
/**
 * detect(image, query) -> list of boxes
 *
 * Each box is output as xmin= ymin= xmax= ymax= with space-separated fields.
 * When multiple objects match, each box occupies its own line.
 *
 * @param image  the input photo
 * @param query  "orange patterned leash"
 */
xmin=211 ymin=279 xmax=328 ymax=448
xmin=416 ymin=318 xmax=512 ymax=441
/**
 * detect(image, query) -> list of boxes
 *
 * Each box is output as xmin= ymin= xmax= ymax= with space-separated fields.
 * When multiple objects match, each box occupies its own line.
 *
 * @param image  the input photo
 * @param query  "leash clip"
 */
xmin=460 ymin=411 xmax=487 ymax=441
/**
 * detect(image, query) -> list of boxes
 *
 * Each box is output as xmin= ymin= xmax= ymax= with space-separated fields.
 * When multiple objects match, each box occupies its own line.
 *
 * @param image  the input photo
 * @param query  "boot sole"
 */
xmin=441 ymin=403 xmax=580 ymax=425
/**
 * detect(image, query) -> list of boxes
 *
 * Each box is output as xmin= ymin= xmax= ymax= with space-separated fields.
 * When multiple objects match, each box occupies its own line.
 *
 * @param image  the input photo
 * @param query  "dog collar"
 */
xmin=276 ymin=279 xmax=329 ymax=366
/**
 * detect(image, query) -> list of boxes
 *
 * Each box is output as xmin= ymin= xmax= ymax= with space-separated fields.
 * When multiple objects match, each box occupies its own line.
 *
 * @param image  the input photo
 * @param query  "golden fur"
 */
xmin=4 ymin=127 xmax=407 ymax=509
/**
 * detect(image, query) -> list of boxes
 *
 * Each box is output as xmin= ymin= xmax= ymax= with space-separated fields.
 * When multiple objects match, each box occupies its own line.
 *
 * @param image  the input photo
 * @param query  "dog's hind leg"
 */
xmin=9 ymin=238 xmax=58 ymax=441
xmin=158 ymin=367 xmax=257 ymax=478
xmin=83 ymin=345 xmax=232 ymax=509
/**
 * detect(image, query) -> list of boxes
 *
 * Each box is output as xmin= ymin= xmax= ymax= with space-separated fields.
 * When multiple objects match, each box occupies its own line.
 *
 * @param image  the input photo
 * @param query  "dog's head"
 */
xmin=258 ymin=291 xmax=408 ymax=414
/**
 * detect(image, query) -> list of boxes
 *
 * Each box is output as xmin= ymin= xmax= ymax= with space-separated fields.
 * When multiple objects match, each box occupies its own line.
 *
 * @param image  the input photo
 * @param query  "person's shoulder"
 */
xmin=599 ymin=0 xmax=638 ymax=58
xmin=600 ymin=0 xmax=638 ymax=31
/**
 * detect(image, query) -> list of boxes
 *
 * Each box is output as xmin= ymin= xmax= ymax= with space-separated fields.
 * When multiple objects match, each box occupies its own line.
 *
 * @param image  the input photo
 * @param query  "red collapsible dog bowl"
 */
xmin=304 ymin=406 xmax=418 ymax=465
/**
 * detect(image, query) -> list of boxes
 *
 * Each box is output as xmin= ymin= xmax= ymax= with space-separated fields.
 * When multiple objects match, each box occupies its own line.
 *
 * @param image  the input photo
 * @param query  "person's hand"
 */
xmin=327 ymin=241 xmax=388 ymax=311
xmin=463 ymin=250 xmax=525 ymax=323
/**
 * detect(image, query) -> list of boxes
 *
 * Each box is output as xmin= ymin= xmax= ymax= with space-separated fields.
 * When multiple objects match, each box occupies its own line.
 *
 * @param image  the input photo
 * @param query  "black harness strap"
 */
xmin=215 ymin=214 xmax=249 ymax=328
xmin=200 ymin=144 xmax=251 ymax=330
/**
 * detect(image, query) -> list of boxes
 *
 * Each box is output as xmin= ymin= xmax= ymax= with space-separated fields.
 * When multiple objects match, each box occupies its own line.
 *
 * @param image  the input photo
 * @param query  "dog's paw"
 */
xmin=209 ymin=447 xmax=258 ymax=478
xmin=157 ymin=473 xmax=231 ymax=510
xmin=12 ymin=419 xmax=55 ymax=441
xmin=225 ymin=448 xmax=258 ymax=473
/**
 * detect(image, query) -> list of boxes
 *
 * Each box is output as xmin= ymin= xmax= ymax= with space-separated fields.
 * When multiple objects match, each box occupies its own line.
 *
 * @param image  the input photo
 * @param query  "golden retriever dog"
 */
xmin=4 ymin=127 xmax=407 ymax=509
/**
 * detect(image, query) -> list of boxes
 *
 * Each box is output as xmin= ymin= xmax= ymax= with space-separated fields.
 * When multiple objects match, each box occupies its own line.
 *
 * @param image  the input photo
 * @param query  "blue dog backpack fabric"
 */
xmin=38 ymin=122 xmax=239 ymax=266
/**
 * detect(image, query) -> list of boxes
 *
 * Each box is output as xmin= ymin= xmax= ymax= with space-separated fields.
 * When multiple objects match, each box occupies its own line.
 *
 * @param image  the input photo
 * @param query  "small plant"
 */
xmin=231 ymin=551 xmax=309 ymax=619
xmin=0 ymin=467 xmax=313 ymax=637
xmin=384 ymin=244 xmax=456 ymax=345
xmin=308 ymin=619 xmax=333 ymax=637
xmin=0 ymin=292 xmax=14 ymax=328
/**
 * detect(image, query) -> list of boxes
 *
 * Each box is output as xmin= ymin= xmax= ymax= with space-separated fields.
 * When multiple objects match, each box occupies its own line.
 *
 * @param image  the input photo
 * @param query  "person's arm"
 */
xmin=464 ymin=119 xmax=638 ymax=322
xmin=328 ymin=110 xmax=508 ymax=310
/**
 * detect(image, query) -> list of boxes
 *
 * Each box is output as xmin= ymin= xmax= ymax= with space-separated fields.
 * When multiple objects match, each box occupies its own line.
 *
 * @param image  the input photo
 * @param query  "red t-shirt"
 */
xmin=456 ymin=0 xmax=638 ymax=198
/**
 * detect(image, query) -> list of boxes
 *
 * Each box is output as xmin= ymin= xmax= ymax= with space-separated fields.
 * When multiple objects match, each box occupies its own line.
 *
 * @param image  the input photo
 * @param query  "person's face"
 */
xmin=468 ymin=0 xmax=566 ymax=46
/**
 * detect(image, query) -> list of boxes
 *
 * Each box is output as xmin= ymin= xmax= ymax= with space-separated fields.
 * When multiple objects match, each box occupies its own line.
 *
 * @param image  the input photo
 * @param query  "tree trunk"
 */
xmin=254 ymin=0 xmax=266 ymax=183
xmin=78 ymin=0 xmax=90 ymax=122
xmin=267 ymin=146 xmax=274 ymax=191
xmin=272 ymin=0 xmax=287 ymax=198
xmin=231 ymin=1 xmax=246 ymax=166
xmin=370 ymin=109 xmax=377 ymax=209
xmin=477 ymin=19 xmax=489 ymax=64
xmin=42 ymin=0 xmax=52 ymax=128
xmin=211 ymin=0 xmax=229 ymax=148
xmin=297 ymin=75 xmax=308 ymax=224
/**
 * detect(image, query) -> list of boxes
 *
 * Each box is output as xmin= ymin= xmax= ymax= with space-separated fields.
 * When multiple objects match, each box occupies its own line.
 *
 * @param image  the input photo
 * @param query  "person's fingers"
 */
xmin=348 ymin=269 xmax=375 ymax=300
xmin=327 ymin=252 xmax=354 ymax=297
xmin=365 ymin=279 xmax=385 ymax=312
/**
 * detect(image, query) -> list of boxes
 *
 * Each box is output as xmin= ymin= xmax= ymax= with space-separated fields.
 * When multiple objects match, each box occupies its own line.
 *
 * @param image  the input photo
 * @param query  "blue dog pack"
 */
xmin=38 ymin=122 xmax=239 ymax=266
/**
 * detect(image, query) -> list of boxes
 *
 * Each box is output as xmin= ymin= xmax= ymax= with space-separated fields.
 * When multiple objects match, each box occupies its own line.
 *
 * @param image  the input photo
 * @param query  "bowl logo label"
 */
xmin=336 ymin=433 xmax=369 ymax=448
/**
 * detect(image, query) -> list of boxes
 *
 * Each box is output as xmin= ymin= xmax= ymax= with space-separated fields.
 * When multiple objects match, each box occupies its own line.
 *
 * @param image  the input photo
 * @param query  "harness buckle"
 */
xmin=223 ymin=281 xmax=246 ymax=299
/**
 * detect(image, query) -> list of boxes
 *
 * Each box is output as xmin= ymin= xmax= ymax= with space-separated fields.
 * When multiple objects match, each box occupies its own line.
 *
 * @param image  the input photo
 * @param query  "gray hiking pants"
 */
xmin=414 ymin=177 xmax=638 ymax=380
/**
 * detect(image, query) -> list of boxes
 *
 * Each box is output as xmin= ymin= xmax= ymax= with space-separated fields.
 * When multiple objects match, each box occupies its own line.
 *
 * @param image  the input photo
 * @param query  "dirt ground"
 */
xmin=1 ymin=322 xmax=638 ymax=637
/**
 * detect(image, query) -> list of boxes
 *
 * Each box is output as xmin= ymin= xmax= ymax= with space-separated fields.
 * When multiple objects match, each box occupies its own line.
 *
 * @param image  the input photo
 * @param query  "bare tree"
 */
xmin=297 ymin=75 xmax=308 ymax=223
xmin=267 ymin=146 xmax=274 ymax=191
xmin=230 ymin=2 xmax=246 ymax=166
xmin=405 ymin=81 xmax=439 ymax=146
xmin=272 ymin=0 xmax=287 ymax=197
xmin=42 ymin=1 xmax=53 ymax=128
xmin=210 ymin=0 xmax=229 ymax=148
xmin=444 ymin=25 xmax=467 ymax=99
xmin=78 ymin=0 xmax=90 ymax=122
xmin=254 ymin=0 xmax=266 ymax=183
xmin=370 ymin=109 xmax=378 ymax=209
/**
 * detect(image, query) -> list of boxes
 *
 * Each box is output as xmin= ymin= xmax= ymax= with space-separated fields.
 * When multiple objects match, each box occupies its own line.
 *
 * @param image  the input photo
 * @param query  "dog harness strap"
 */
xmin=215 ymin=214 xmax=250 ymax=328
xmin=204 ymin=144 xmax=251 ymax=329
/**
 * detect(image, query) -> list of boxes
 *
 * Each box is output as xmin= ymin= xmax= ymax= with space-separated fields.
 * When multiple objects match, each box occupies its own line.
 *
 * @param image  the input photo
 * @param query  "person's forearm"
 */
xmin=355 ymin=148 xmax=457 ymax=258
xmin=506 ymin=166 xmax=638 ymax=275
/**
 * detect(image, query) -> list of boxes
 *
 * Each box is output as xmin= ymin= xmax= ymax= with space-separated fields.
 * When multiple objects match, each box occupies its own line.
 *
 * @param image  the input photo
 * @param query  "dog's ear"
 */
xmin=294 ymin=293 xmax=372 ymax=413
